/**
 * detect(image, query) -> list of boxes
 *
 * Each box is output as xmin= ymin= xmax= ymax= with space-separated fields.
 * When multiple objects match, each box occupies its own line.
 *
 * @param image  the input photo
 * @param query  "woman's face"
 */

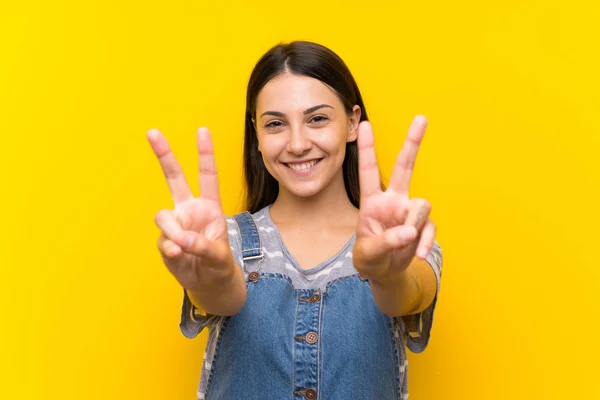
xmin=255 ymin=73 xmax=361 ymax=200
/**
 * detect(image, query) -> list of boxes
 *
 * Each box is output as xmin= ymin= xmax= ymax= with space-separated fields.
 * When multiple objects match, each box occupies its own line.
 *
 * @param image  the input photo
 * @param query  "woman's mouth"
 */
xmin=284 ymin=159 xmax=322 ymax=172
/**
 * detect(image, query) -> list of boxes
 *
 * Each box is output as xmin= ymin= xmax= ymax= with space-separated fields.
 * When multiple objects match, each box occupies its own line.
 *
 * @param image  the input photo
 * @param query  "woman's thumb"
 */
xmin=178 ymin=231 xmax=231 ymax=264
xmin=178 ymin=232 xmax=211 ymax=257
xmin=358 ymin=225 xmax=418 ymax=260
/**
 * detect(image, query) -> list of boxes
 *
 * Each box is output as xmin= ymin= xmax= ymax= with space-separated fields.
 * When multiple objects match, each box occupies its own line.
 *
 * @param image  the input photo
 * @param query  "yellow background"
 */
xmin=2 ymin=0 xmax=599 ymax=399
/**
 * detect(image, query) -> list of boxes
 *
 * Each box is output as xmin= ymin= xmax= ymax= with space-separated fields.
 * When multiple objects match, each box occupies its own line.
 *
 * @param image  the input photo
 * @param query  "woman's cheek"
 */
xmin=259 ymin=144 xmax=281 ymax=177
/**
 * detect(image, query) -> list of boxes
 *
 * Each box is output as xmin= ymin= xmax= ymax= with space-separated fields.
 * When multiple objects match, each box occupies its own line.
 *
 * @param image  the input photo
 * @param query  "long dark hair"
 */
xmin=244 ymin=41 xmax=371 ymax=213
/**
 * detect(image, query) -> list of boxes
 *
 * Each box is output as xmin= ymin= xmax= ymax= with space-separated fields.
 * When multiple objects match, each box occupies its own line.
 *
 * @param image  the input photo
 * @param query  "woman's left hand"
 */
xmin=353 ymin=115 xmax=436 ymax=284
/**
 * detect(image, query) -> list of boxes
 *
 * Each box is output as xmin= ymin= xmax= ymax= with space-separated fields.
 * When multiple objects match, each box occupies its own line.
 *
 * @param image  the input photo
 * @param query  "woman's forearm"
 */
xmin=369 ymin=257 xmax=437 ymax=317
xmin=186 ymin=263 xmax=247 ymax=317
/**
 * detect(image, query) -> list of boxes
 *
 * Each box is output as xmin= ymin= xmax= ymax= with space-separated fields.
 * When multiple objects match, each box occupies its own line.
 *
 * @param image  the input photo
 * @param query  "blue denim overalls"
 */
xmin=182 ymin=210 xmax=441 ymax=399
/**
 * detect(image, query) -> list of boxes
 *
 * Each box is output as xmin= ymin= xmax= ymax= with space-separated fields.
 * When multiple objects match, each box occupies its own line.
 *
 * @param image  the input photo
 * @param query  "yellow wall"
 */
xmin=2 ymin=1 xmax=598 ymax=398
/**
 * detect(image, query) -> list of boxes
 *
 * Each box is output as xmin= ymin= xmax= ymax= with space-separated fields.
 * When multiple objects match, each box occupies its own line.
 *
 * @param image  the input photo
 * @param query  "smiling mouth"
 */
xmin=284 ymin=159 xmax=323 ymax=171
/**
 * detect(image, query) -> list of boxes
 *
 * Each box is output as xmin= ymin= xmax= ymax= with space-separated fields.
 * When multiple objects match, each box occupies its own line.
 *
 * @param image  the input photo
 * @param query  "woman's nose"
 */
xmin=286 ymin=125 xmax=312 ymax=155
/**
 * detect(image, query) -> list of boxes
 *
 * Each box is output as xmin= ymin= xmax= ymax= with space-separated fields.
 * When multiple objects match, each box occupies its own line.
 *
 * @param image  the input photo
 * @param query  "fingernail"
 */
xmin=147 ymin=128 xmax=159 ymax=140
xmin=184 ymin=233 xmax=195 ymax=248
xmin=418 ymin=247 xmax=428 ymax=258
xmin=415 ymin=115 xmax=427 ymax=124
xmin=167 ymin=245 xmax=180 ymax=257
xmin=403 ymin=227 xmax=417 ymax=241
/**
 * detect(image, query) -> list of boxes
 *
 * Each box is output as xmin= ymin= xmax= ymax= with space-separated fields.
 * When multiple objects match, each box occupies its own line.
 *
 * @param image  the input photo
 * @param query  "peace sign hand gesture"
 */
xmin=147 ymin=127 xmax=234 ymax=292
xmin=353 ymin=116 xmax=436 ymax=285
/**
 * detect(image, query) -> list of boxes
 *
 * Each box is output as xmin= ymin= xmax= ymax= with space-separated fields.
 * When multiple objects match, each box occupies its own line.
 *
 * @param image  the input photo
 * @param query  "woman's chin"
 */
xmin=279 ymin=181 xmax=325 ymax=200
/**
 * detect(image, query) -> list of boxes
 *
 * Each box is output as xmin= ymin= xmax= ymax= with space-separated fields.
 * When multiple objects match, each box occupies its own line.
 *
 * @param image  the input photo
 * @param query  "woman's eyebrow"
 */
xmin=303 ymin=104 xmax=333 ymax=114
xmin=259 ymin=110 xmax=286 ymax=118
xmin=259 ymin=104 xmax=334 ymax=119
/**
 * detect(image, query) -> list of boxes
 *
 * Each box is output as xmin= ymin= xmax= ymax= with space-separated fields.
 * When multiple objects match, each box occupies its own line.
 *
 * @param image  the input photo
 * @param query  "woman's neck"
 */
xmin=269 ymin=172 xmax=358 ymax=229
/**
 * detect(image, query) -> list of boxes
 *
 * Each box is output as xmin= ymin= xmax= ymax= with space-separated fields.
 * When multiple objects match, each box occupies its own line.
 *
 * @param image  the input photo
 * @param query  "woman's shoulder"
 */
xmin=224 ymin=205 xmax=276 ymax=262
xmin=224 ymin=205 xmax=273 ymax=240
xmin=225 ymin=205 xmax=271 ymax=224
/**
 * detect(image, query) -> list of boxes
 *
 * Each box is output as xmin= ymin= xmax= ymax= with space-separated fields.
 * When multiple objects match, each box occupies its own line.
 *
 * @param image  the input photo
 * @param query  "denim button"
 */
xmin=305 ymin=332 xmax=318 ymax=344
xmin=304 ymin=388 xmax=317 ymax=399
xmin=309 ymin=294 xmax=320 ymax=302
xmin=248 ymin=271 xmax=260 ymax=282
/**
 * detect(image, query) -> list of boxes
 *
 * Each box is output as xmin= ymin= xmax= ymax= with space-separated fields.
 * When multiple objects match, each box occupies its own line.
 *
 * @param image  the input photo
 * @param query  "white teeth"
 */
xmin=288 ymin=160 xmax=318 ymax=171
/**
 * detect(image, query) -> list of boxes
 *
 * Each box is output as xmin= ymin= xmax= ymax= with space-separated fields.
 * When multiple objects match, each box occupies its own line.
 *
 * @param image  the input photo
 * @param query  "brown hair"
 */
xmin=244 ymin=41 xmax=371 ymax=213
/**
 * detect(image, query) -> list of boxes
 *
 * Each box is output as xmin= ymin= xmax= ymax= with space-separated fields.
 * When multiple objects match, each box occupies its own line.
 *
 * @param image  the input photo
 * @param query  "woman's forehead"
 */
xmin=256 ymin=73 xmax=341 ymax=115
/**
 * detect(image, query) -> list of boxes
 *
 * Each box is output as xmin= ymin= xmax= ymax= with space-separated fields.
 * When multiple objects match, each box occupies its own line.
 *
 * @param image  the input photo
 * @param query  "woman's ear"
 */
xmin=347 ymin=105 xmax=361 ymax=142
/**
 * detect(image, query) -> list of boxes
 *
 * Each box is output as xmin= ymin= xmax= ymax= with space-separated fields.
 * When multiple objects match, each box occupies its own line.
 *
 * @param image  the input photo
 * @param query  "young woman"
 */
xmin=148 ymin=41 xmax=443 ymax=400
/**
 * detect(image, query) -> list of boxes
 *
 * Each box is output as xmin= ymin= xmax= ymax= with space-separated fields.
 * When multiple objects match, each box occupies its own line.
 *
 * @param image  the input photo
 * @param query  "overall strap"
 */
xmin=233 ymin=212 xmax=263 ymax=261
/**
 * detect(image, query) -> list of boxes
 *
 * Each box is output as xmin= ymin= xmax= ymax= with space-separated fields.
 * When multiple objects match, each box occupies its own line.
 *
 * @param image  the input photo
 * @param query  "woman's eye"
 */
xmin=265 ymin=120 xmax=284 ymax=129
xmin=309 ymin=115 xmax=329 ymax=124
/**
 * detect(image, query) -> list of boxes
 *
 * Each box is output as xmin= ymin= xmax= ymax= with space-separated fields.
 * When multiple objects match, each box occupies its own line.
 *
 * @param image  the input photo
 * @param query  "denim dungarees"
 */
xmin=181 ymin=208 xmax=443 ymax=400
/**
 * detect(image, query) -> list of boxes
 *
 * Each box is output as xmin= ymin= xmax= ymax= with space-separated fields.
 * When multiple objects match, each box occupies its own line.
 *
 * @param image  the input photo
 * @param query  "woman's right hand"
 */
xmin=147 ymin=127 xmax=234 ymax=291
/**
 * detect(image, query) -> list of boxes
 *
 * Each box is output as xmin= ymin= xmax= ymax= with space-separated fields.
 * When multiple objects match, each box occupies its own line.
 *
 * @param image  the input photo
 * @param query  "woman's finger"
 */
xmin=154 ymin=209 xmax=184 ymax=241
xmin=382 ymin=224 xmax=419 ymax=250
xmin=179 ymin=231 xmax=232 ymax=266
xmin=390 ymin=197 xmax=410 ymax=226
xmin=403 ymin=198 xmax=432 ymax=233
xmin=357 ymin=121 xmax=383 ymax=200
xmin=157 ymin=233 xmax=182 ymax=259
xmin=356 ymin=225 xmax=418 ymax=262
xmin=147 ymin=128 xmax=194 ymax=205
xmin=388 ymin=115 xmax=427 ymax=196
xmin=197 ymin=127 xmax=222 ymax=202
xmin=416 ymin=219 xmax=436 ymax=259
